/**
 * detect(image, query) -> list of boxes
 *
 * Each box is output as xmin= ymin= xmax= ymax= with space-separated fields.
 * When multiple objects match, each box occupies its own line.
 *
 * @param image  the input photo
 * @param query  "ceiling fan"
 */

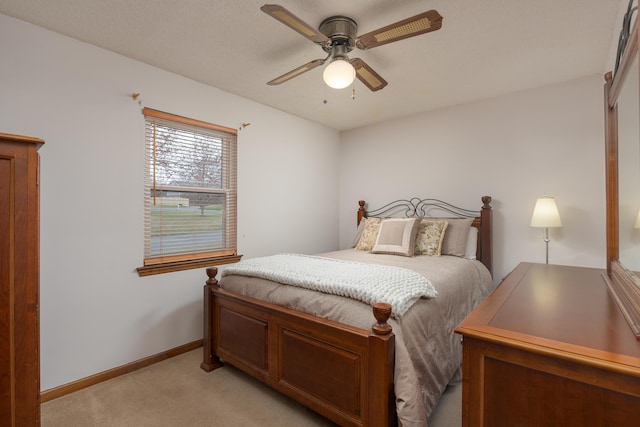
xmin=261 ymin=4 xmax=443 ymax=91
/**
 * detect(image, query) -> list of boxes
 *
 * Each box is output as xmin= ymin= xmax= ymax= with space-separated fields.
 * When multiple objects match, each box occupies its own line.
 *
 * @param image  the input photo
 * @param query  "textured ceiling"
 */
xmin=0 ymin=0 xmax=624 ymax=130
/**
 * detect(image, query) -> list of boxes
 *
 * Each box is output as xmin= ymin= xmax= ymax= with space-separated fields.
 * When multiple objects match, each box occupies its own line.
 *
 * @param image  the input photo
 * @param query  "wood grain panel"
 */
xmin=0 ymin=156 xmax=13 ymax=425
xmin=218 ymin=307 xmax=268 ymax=372
xmin=279 ymin=328 xmax=361 ymax=416
xmin=484 ymin=357 xmax=640 ymax=426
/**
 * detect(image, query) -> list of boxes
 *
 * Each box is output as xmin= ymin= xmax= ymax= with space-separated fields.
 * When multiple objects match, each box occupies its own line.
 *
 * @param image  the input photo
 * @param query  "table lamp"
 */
xmin=531 ymin=196 xmax=562 ymax=264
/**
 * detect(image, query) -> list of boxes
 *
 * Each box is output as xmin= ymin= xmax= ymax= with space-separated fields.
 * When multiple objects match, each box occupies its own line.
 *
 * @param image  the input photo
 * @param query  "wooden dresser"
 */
xmin=1 ymin=133 xmax=43 ymax=426
xmin=455 ymin=262 xmax=640 ymax=427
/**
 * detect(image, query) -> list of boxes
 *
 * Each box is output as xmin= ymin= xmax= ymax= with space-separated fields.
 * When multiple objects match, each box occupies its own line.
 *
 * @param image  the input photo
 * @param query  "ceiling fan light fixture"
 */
xmin=323 ymin=58 xmax=355 ymax=89
xmin=262 ymin=5 xmax=443 ymax=91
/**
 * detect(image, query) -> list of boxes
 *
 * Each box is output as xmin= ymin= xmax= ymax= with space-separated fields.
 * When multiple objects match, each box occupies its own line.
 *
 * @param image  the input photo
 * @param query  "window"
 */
xmin=137 ymin=108 xmax=240 ymax=276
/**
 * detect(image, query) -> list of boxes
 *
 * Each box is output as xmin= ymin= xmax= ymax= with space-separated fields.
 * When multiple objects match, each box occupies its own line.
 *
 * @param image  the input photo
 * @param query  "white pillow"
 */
xmin=465 ymin=227 xmax=478 ymax=260
xmin=351 ymin=220 xmax=366 ymax=248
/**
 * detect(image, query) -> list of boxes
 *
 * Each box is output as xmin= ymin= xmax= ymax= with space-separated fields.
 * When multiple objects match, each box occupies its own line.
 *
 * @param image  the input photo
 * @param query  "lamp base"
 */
xmin=544 ymin=228 xmax=550 ymax=264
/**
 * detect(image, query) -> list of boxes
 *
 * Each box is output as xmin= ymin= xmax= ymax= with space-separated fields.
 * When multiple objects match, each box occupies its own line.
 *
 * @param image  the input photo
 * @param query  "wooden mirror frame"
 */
xmin=604 ymin=17 xmax=640 ymax=339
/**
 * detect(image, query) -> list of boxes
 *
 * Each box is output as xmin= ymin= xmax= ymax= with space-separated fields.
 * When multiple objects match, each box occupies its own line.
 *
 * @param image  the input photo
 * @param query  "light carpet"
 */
xmin=41 ymin=348 xmax=461 ymax=426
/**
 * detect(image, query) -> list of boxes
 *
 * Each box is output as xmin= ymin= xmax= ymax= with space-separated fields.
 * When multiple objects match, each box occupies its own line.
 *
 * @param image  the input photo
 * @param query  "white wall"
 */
xmin=339 ymin=75 xmax=606 ymax=282
xmin=0 ymin=14 xmax=340 ymax=391
xmin=0 ymin=9 xmax=614 ymax=392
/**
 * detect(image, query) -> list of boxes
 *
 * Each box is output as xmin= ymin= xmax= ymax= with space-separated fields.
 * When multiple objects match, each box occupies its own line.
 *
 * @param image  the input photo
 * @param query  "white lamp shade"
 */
xmin=635 ymin=209 xmax=640 ymax=229
xmin=323 ymin=59 xmax=355 ymax=89
xmin=530 ymin=197 xmax=562 ymax=228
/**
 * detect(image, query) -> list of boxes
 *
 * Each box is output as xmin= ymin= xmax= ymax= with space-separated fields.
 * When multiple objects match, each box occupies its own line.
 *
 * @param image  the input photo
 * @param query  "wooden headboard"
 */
xmin=357 ymin=196 xmax=493 ymax=276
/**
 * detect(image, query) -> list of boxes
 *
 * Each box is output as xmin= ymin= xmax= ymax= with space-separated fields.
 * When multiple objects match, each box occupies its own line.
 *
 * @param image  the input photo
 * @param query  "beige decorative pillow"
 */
xmin=354 ymin=217 xmax=382 ymax=251
xmin=441 ymin=218 xmax=474 ymax=257
xmin=414 ymin=219 xmax=448 ymax=256
xmin=371 ymin=218 xmax=420 ymax=257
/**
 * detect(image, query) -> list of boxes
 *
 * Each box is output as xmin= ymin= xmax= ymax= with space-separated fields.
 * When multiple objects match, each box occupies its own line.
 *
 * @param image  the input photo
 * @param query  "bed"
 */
xmin=201 ymin=196 xmax=494 ymax=427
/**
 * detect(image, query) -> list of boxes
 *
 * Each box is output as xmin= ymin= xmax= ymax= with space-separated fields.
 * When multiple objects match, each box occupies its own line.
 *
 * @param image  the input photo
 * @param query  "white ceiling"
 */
xmin=0 ymin=0 xmax=624 ymax=131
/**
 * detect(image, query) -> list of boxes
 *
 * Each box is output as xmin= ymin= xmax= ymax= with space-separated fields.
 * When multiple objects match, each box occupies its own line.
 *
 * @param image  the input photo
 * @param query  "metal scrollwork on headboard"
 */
xmin=615 ymin=0 xmax=638 ymax=76
xmin=363 ymin=197 xmax=480 ymax=219
xmin=357 ymin=196 xmax=493 ymax=276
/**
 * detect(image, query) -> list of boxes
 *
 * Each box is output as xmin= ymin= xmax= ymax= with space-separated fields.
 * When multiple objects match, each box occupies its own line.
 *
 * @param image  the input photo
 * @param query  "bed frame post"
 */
xmin=480 ymin=196 xmax=493 ymax=276
xmin=201 ymin=267 xmax=223 ymax=372
xmin=357 ymin=200 xmax=366 ymax=226
xmin=368 ymin=302 xmax=396 ymax=427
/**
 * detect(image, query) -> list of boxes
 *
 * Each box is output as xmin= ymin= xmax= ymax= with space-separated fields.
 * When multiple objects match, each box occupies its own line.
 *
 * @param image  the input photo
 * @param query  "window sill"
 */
xmin=137 ymin=254 xmax=242 ymax=277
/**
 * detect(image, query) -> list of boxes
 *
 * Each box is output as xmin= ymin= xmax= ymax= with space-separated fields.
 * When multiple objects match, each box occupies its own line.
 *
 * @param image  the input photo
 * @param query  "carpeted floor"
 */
xmin=41 ymin=349 xmax=461 ymax=426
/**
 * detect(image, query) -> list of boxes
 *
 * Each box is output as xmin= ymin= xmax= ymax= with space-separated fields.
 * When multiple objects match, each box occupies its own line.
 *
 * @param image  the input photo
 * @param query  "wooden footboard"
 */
xmin=201 ymin=267 xmax=396 ymax=427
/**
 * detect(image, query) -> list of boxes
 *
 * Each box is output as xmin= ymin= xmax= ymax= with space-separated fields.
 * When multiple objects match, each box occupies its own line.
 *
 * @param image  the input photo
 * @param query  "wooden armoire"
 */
xmin=1 ymin=133 xmax=43 ymax=426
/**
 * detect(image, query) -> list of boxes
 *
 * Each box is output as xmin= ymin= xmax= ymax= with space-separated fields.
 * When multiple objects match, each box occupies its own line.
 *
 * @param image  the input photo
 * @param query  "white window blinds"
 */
xmin=142 ymin=108 xmax=237 ymax=267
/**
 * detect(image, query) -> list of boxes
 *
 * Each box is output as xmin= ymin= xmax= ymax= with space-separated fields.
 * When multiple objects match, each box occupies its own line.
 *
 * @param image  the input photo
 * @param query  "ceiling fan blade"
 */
xmin=261 ymin=4 xmax=329 ymax=44
xmin=350 ymin=58 xmax=388 ymax=91
xmin=356 ymin=10 xmax=443 ymax=49
xmin=267 ymin=59 xmax=325 ymax=85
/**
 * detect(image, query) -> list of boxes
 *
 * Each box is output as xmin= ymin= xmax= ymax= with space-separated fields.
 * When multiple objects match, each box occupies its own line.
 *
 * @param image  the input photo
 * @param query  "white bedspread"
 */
xmin=221 ymin=253 xmax=437 ymax=318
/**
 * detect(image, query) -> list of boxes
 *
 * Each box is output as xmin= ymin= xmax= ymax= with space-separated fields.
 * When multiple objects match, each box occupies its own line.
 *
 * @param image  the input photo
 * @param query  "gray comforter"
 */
xmin=218 ymin=249 xmax=494 ymax=426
